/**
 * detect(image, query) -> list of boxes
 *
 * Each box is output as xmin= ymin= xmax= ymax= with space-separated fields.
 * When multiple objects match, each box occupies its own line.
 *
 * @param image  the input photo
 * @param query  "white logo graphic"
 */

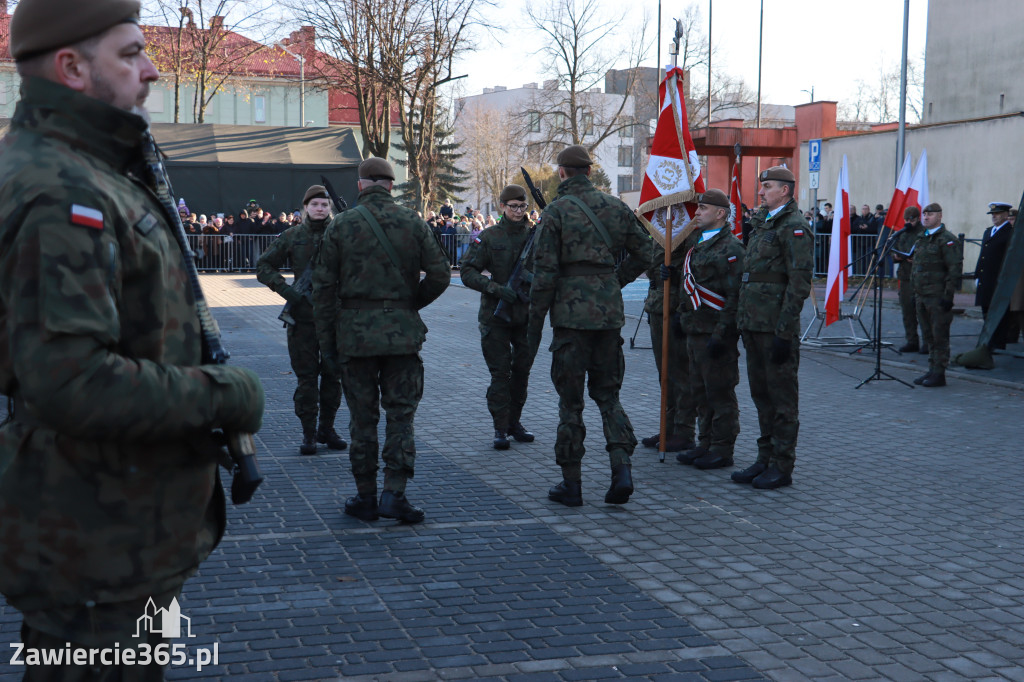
xmin=134 ymin=597 xmax=195 ymax=639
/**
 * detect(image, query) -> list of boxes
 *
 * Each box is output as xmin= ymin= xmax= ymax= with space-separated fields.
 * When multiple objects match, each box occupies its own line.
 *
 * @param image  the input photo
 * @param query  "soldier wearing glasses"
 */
xmin=460 ymin=184 xmax=538 ymax=449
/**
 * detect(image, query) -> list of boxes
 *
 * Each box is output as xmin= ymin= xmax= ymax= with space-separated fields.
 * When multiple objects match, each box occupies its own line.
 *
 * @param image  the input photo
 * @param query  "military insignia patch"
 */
xmin=134 ymin=212 xmax=159 ymax=236
xmin=727 ymin=255 xmax=738 ymax=263
xmin=946 ymin=241 xmax=955 ymax=246
xmin=70 ymin=204 xmax=103 ymax=230
xmin=793 ymin=229 xmax=805 ymax=237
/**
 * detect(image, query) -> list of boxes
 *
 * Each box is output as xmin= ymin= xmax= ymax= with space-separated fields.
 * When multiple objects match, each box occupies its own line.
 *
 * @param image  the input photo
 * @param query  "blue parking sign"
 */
xmin=808 ymin=139 xmax=821 ymax=172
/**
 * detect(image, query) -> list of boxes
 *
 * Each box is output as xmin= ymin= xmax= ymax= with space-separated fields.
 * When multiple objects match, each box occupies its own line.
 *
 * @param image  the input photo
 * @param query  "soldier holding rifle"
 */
xmin=460 ymin=183 xmax=538 ymax=450
xmin=0 ymin=0 xmax=265 ymax=678
xmin=257 ymin=185 xmax=347 ymax=455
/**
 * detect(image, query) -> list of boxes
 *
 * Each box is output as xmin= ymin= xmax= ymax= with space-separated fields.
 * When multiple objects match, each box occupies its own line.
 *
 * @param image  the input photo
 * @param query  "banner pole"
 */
xmin=659 ymin=210 xmax=673 ymax=463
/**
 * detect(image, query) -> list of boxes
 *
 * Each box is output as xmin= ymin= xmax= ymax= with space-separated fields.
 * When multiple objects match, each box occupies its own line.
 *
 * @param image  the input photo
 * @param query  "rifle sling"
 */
xmin=564 ymin=195 xmax=613 ymax=249
xmin=352 ymin=204 xmax=413 ymax=299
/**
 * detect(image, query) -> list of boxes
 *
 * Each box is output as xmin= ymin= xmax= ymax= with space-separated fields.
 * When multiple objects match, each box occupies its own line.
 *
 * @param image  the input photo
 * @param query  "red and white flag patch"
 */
xmin=70 ymin=204 xmax=104 ymax=230
xmin=727 ymin=255 xmax=738 ymax=263
xmin=946 ymin=241 xmax=955 ymax=246
xmin=793 ymin=229 xmax=805 ymax=237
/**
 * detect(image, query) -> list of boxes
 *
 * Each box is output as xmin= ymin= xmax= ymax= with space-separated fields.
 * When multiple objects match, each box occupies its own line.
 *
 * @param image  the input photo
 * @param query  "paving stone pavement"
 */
xmin=1 ymin=272 xmax=1022 ymax=681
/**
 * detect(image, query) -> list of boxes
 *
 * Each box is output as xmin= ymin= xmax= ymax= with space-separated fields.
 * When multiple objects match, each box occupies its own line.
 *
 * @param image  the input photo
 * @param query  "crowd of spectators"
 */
xmin=419 ymin=198 xmax=540 ymax=267
xmin=177 ymin=199 xmax=302 ymax=270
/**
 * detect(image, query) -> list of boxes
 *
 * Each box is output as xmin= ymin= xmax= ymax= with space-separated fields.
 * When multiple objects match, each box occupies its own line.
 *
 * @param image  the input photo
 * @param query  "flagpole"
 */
xmin=896 ymin=0 xmax=910 ymax=181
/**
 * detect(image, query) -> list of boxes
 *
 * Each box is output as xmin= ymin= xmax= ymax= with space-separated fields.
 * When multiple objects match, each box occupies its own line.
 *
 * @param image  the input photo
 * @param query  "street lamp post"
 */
xmin=275 ymin=42 xmax=305 ymax=127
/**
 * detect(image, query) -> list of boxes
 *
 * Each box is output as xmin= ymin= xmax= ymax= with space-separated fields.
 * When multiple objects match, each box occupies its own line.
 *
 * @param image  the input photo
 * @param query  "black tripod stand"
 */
xmin=854 ymin=233 xmax=914 ymax=389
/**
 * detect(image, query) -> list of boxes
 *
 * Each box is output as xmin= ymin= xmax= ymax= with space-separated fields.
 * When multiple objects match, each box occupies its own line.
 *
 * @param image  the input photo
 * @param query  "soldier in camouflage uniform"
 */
xmin=313 ymin=157 xmax=450 ymax=524
xmin=637 ymin=236 xmax=701 ymax=453
xmin=732 ymin=167 xmax=813 ymax=490
xmin=527 ymin=145 xmax=652 ymax=507
xmin=893 ymin=206 xmax=927 ymax=353
xmin=671 ymin=189 xmax=745 ymax=470
xmin=911 ymin=203 xmax=964 ymax=387
xmin=257 ymin=185 xmax=346 ymax=455
xmin=460 ymin=184 xmax=537 ymax=450
xmin=0 ymin=1 xmax=265 ymax=678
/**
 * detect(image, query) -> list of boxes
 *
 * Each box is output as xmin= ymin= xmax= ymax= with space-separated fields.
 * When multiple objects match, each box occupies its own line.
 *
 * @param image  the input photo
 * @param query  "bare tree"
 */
xmin=838 ymin=55 xmax=924 ymax=124
xmin=455 ymin=102 xmax=520 ymax=209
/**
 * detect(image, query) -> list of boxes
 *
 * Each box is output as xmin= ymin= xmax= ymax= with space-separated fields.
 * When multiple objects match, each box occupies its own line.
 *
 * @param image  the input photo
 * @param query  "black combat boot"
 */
xmin=921 ymin=370 xmax=946 ymax=387
xmin=898 ymin=340 xmax=919 ymax=353
xmin=493 ymin=430 xmax=511 ymax=450
xmin=752 ymin=464 xmax=793 ymax=490
xmin=300 ymin=428 xmax=317 ymax=455
xmin=731 ymin=461 xmax=767 ymax=484
xmin=913 ymin=370 xmax=934 ymax=385
xmin=316 ymin=423 xmax=348 ymax=450
xmin=378 ymin=491 xmax=425 ymax=524
xmin=509 ymin=422 xmax=535 ymax=443
xmin=641 ymin=433 xmax=660 ymax=448
xmin=604 ymin=464 xmax=634 ymax=504
xmin=664 ymin=434 xmax=697 ymax=453
xmin=676 ymin=445 xmax=709 ymax=465
xmin=344 ymin=493 xmax=379 ymax=521
xmin=548 ymin=479 xmax=583 ymax=507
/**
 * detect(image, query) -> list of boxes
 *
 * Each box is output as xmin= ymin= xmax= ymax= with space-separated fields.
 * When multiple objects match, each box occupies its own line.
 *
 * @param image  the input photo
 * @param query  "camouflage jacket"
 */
xmin=893 ymin=221 xmax=925 ymax=281
xmin=0 ymin=78 xmax=254 ymax=613
xmin=256 ymin=216 xmax=329 ymax=323
xmin=529 ymin=174 xmax=652 ymax=331
xmin=678 ymin=227 xmax=746 ymax=338
xmin=737 ymin=199 xmax=814 ymax=339
xmin=642 ymin=235 xmax=697 ymax=315
xmin=459 ymin=215 xmax=532 ymax=327
xmin=911 ymin=225 xmax=963 ymax=299
xmin=313 ymin=185 xmax=450 ymax=357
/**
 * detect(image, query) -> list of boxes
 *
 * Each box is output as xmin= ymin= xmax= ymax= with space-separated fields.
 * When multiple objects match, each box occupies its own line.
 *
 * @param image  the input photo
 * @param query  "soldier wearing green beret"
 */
xmin=313 ymin=157 xmax=450 ymax=524
xmin=732 ymin=166 xmax=813 ymax=490
xmin=460 ymin=184 xmax=538 ymax=450
xmin=893 ymin=205 xmax=927 ymax=354
xmin=527 ymin=144 xmax=652 ymax=507
xmin=911 ymin=203 xmax=963 ymax=387
xmin=0 ymin=0 xmax=265 ymax=677
xmin=257 ymin=185 xmax=347 ymax=454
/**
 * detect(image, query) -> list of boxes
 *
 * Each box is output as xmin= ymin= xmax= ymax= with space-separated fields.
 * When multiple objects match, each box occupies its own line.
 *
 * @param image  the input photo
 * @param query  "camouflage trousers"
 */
xmin=898 ymin=278 xmax=919 ymax=345
xmin=287 ymin=321 xmax=343 ymax=431
xmin=549 ymin=328 xmax=637 ymax=480
xmin=649 ymin=310 xmax=700 ymax=441
xmin=339 ymin=354 xmax=423 ymax=495
xmin=916 ymin=297 xmax=953 ymax=370
xmin=741 ymin=331 xmax=800 ymax=474
xmin=686 ymin=333 xmax=740 ymax=456
xmin=479 ymin=323 xmax=534 ymax=430
xmin=19 ymin=589 xmax=180 ymax=681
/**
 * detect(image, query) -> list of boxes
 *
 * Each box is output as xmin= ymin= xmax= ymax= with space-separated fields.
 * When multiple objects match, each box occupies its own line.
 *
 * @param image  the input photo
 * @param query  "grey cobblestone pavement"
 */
xmin=1 ymin=272 xmax=1022 ymax=681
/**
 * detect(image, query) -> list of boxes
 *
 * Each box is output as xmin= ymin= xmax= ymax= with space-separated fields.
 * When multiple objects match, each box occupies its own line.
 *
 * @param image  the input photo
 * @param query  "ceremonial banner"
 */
xmin=825 ymin=155 xmax=851 ymax=326
xmin=729 ymin=157 xmax=743 ymax=237
xmin=903 ymin=150 xmax=929 ymax=214
xmin=884 ymin=153 xmax=913 ymax=232
xmin=638 ymin=66 xmax=704 ymax=250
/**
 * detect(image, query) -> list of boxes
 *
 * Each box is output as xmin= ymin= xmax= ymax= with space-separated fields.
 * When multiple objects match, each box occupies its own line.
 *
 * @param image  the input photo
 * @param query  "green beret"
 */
xmin=697 ymin=188 xmax=730 ymax=209
xmin=499 ymin=184 xmax=527 ymax=204
xmin=556 ymin=144 xmax=593 ymax=168
xmin=903 ymin=206 xmax=920 ymax=220
xmin=922 ymin=203 xmax=942 ymax=213
xmin=10 ymin=0 xmax=141 ymax=61
xmin=358 ymin=157 xmax=395 ymax=181
xmin=759 ymin=166 xmax=795 ymax=183
xmin=303 ymin=185 xmax=329 ymax=205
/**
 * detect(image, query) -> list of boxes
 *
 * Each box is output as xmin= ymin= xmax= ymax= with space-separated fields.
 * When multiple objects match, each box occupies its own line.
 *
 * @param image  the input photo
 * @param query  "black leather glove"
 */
xmin=707 ymin=336 xmax=726 ymax=359
xmin=940 ymin=299 xmax=954 ymax=312
xmin=498 ymin=285 xmax=518 ymax=304
xmin=670 ymin=311 xmax=684 ymax=339
xmin=659 ymin=264 xmax=677 ymax=283
xmin=770 ymin=335 xmax=792 ymax=364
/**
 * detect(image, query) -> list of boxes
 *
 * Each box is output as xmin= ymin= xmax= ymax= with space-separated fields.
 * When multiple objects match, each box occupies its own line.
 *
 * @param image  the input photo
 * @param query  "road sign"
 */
xmin=808 ymin=138 xmax=821 ymax=172
xmin=809 ymin=171 xmax=820 ymax=189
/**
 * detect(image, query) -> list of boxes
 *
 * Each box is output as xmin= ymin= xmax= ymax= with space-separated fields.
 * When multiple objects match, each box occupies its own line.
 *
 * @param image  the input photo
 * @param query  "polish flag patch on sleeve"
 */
xmin=727 ymin=255 xmax=738 ymax=263
xmin=946 ymin=241 xmax=955 ymax=246
xmin=793 ymin=229 xmax=805 ymax=237
xmin=70 ymin=204 xmax=104 ymax=230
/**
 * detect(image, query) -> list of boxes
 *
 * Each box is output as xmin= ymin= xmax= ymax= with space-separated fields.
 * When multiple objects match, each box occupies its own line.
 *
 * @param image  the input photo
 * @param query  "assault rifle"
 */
xmin=278 ymin=176 xmax=348 ymax=327
xmin=493 ymin=167 xmax=546 ymax=323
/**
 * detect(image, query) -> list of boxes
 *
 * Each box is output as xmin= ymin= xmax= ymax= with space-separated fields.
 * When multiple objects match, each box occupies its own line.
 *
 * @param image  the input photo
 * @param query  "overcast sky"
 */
xmin=449 ymin=0 xmax=928 ymax=110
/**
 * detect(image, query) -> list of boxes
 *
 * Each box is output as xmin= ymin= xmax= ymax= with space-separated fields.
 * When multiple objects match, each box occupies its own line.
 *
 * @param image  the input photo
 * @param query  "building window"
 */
xmin=619 ymin=123 xmax=633 ymax=138
xmin=527 ymin=111 xmax=540 ymax=133
xmin=552 ymin=112 xmax=567 ymax=131
xmin=254 ymin=95 xmax=266 ymax=123
xmin=618 ymin=146 xmax=632 ymax=167
xmin=581 ymin=112 xmax=594 ymax=136
xmin=617 ymin=175 xmax=633 ymax=193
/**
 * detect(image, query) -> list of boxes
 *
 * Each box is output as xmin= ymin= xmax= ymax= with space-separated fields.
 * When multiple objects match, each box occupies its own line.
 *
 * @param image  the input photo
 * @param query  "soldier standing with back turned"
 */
xmin=460 ymin=184 xmax=537 ymax=450
xmin=0 ymin=0 xmax=265 ymax=677
xmin=732 ymin=167 xmax=813 ymax=490
xmin=257 ymin=185 xmax=347 ymax=455
xmin=527 ymin=145 xmax=652 ymax=507
xmin=313 ymin=158 xmax=450 ymax=524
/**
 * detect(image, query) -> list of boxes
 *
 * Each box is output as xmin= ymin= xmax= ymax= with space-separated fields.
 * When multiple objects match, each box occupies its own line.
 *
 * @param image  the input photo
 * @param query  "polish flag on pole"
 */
xmin=883 ymin=153 xmax=913 ymax=232
xmin=729 ymin=155 xmax=743 ymax=237
xmin=824 ymin=155 xmax=851 ymax=326
xmin=637 ymin=66 xmax=705 ymax=249
xmin=902 ymin=150 xmax=929 ymax=215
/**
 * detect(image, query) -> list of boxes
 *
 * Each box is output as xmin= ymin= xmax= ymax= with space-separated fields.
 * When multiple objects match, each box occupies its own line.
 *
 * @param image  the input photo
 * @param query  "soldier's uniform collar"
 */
xmin=357 ymin=184 xmax=395 ymax=204
xmin=13 ymin=76 xmax=150 ymax=171
xmin=556 ymin=174 xmax=593 ymax=195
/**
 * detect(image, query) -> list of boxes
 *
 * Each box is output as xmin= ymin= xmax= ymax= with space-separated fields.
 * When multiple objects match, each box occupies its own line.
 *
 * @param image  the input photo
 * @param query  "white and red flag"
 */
xmin=638 ymin=66 xmax=704 ymax=249
xmin=902 ymin=150 xmax=929 ymax=215
xmin=824 ymin=155 xmax=851 ymax=326
xmin=729 ymin=156 xmax=743 ymax=237
xmin=883 ymin=153 xmax=913 ymax=232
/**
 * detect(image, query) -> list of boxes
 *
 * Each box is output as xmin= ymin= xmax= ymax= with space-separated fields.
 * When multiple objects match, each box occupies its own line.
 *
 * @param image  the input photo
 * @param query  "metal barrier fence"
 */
xmin=190 ymin=234 xmax=281 ymax=272
xmin=438 ymin=234 xmax=474 ymax=267
xmin=812 ymin=233 xmax=894 ymax=278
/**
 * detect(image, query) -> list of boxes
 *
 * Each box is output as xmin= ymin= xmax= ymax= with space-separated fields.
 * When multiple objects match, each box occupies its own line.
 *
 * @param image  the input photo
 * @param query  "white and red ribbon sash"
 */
xmin=682 ymin=247 xmax=726 ymax=311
